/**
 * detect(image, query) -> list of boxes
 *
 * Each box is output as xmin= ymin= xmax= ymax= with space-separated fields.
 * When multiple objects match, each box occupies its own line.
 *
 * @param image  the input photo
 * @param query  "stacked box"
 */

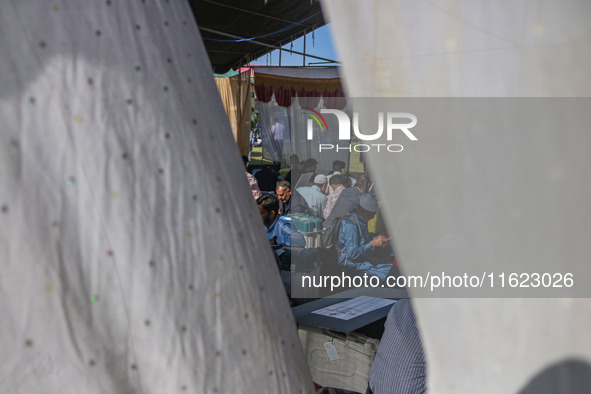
xmin=298 ymin=324 xmax=380 ymax=392
xmin=288 ymin=213 xmax=323 ymax=233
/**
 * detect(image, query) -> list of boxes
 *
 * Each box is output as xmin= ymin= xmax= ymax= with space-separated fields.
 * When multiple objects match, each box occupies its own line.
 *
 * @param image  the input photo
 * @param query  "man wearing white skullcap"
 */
xmin=296 ymin=174 xmax=329 ymax=219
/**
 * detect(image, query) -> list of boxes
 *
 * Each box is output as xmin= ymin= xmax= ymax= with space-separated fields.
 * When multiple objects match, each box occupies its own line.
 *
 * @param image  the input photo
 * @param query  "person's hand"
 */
xmin=370 ymin=235 xmax=390 ymax=248
xmin=269 ymin=236 xmax=278 ymax=245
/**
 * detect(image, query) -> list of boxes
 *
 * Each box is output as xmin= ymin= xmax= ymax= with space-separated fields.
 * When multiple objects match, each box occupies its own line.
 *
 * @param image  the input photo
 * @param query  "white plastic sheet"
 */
xmin=323 ymin=0 xmax=591 ymax=392
xmin=0 ymin=1 xmax=312 ymax=393
xmin=254 ymin=67 xmax=350 ymax=171
xmin=256 ymin=96 xmax=352 ymax=175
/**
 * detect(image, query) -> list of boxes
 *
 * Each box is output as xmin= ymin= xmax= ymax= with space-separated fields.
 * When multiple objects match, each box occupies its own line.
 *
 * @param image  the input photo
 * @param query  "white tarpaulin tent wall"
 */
xmin=254 ymin=67 xmax=351 ymax=173
xmin=0 ymin=1 xmax=313 ymax=393
xmin=323 ymin=0 xmax=591 ymax=393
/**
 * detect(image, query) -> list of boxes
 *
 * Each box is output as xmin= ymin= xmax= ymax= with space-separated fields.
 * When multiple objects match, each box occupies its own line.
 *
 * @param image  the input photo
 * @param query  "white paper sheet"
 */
xmin=312 ymin=296 xmax=396 ymax=320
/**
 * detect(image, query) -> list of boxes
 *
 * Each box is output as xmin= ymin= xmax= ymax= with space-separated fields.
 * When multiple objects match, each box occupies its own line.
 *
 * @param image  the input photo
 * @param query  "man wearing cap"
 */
xmin=295 ymin=174 xmax=328 ymax=219
xmin=337 ymin=193 xmax=394 ymax=281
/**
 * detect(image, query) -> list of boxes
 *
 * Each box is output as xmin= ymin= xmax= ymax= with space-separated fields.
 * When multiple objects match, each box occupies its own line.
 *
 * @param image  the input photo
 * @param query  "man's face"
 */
xmin=357 ymin=207 xmax=377 ymax=223
xmin=258 ymin=205 xmax=276 ymax=228
xmin=276 ymin=187 xmax=291 ymax=202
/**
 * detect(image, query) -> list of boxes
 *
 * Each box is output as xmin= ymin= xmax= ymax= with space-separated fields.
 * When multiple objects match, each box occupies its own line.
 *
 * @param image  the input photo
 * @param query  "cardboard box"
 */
xmin=298 ymin=324 xmax=380 ymax=392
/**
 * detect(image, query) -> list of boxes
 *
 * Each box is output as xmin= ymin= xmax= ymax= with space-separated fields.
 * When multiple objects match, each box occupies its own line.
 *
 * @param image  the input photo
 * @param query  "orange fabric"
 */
xmin=215 ymin=71 xmax=252 ymax=156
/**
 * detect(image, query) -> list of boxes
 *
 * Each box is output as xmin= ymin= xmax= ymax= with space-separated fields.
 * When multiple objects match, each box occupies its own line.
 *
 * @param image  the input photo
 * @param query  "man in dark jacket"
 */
xmin=323 ymin=173 xmax=371 ymax=229
xmin=254 ymin=165 xmax=280 ymax=192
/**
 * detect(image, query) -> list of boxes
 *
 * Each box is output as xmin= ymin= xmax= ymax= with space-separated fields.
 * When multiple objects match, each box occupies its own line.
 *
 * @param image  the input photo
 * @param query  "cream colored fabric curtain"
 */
xmin=215 ymin=72 xmax=252 ymax=157
xmin=323 ymin=0 xmax=591 ymax=393
xmin=0 ymin=1 xmax=312 ymax=392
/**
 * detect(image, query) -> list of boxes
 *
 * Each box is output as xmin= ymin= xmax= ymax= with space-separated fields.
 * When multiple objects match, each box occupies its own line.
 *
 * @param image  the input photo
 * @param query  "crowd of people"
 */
xmin=244 ymin=154 xmax=426 ymax=393
xmin=243 ymin=154 xmax=398 ymax=283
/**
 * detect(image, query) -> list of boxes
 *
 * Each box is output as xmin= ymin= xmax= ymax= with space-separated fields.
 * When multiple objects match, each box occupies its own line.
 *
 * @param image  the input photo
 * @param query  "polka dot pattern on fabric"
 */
xmin=0 ymin=1 xmax=314 ymax=391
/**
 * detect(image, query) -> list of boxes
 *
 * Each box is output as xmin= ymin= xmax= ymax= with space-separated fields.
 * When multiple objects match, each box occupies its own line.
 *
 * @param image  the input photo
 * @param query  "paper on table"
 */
xmin=311 ymin=296 xmax=397 ymax=320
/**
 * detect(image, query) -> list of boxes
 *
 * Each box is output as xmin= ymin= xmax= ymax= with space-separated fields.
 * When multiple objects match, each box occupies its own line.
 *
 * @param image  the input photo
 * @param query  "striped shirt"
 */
xmin=324 ymin=185 xmax=345 ymax=219
xmin=369 ymin=299 xmax=426 ymax=393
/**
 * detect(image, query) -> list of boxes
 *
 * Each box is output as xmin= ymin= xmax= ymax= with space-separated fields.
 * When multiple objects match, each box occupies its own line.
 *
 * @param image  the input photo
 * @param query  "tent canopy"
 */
xmin=192 ymin=0 xmax=326 ymax=74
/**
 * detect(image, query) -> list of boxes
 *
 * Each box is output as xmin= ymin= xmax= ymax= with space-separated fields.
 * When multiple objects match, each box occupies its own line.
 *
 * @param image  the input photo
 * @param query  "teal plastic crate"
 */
xmin=287 ymin=213 xmax=323 ymax=234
